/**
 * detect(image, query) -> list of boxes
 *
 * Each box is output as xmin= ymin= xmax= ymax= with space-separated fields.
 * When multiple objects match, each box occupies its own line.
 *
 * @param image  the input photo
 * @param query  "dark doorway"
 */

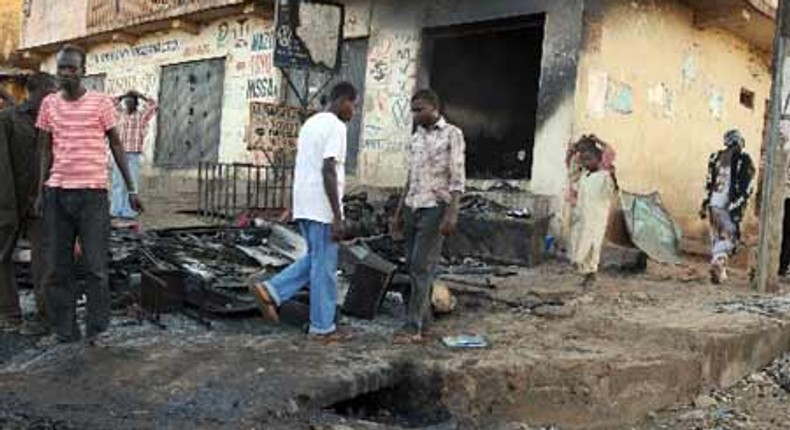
xmin=156 ymin=58 xmax=226 ymax=168
xmin=424 ymin=15 xmax=544 ymax=179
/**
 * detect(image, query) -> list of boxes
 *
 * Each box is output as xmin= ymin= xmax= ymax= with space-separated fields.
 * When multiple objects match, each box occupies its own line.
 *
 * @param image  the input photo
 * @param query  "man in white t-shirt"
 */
xmin=248 ymin=82 xmax=356 ymax=341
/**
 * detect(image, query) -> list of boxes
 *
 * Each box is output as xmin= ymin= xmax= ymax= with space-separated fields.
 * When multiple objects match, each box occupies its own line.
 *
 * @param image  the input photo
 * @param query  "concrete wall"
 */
xmin=356 ymin=0 xmax=584 ymax=198
xmin=0 ymin=0 xmax=22 ymax=61
xmin=21 ymin=0 xmax=86 ymax=48
xmin=40 ymin=13 xmax=281 ymax=181
xmin=574 ymin=0 xmax=771 ymax=236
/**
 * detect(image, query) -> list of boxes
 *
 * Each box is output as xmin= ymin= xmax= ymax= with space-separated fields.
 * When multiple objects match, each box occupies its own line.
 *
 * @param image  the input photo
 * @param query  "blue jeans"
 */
xmin=110 ymin=152 xmax=141 ymax=219
xmin=264 ymin=220 xmax=338 ymax=334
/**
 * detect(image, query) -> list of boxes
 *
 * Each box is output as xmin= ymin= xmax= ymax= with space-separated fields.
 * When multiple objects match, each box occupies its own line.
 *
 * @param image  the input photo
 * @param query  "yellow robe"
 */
xmin=570 ymin=170 xmax=615 ymax=274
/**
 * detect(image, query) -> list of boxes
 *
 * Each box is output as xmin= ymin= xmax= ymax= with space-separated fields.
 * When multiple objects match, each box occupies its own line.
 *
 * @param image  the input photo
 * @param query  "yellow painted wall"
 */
xmin=0 ymin=0 xmax=22 ymax=61
xmin=20 ymin=0 xmax=86 ymax=49
xmin=574 ymin=0 xmax=771 ymax=237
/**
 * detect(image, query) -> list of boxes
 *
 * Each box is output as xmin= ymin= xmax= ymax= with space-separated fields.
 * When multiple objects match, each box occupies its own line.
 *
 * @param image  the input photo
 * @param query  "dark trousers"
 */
xmin=404 ymin=205 xmax=446 ymax=333
xmin=781 ymin=199 xmax=790 ymax=276
xmin=0 ymin=216 xmax=46 ymax=323
xmin=43 ymin=188 xmax=110 ymax=341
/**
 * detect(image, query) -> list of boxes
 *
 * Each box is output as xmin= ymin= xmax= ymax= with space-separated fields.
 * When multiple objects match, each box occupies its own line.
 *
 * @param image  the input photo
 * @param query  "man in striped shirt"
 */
xmin=111 ymin=90 xmax=157 ymax=219
xmin=35 ymin=45 xmax=143 ymax=343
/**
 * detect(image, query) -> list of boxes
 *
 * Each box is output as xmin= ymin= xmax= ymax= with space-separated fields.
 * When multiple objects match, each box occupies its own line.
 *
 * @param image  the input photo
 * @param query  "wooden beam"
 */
xmin=243 ymin=3 xmax=274 ymax=19
xmin=171 ymin=18 xmax=200 ymax=35
xmin=111 ymin=32 xmax=139 ymax=45
xmin=694 ymin=7 xmax=749 ymax=28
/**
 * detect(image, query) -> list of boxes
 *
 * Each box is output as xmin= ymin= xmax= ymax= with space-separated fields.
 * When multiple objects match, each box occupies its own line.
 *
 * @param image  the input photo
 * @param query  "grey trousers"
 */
xmin=404 ymin=205 xmax=445 ymax=333
xmin=43 ymin=188 xmax=110 ymax=341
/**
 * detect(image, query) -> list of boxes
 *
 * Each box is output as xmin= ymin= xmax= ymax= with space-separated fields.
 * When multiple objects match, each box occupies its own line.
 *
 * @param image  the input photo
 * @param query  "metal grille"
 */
xmin=197 ymin=162 xmax=294 ymax=222
xmin=156 ymin=58 xmax=226 ymax=169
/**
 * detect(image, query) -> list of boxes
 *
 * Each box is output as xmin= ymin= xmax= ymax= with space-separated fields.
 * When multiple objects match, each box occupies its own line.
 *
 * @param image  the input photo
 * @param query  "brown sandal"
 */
xmin=248 ymin=283 xmax=280 ymax=322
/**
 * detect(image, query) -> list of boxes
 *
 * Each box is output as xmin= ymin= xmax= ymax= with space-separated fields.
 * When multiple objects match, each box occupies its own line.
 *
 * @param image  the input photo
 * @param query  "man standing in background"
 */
xmin=0 ymin=73 xmax=57 ymax=334
xmin=112 ymin=90 xmax=157 ymax=220
xmin=700 ymin=129 xmax=755 ymax=284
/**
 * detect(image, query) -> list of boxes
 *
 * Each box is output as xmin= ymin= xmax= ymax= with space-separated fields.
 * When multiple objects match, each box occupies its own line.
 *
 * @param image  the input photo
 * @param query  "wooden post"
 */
xmin=755 ymin=0 xmax=790 ymax=293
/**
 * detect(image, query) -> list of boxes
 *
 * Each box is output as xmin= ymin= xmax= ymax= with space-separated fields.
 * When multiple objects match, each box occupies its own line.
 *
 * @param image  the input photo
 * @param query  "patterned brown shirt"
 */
xmin=405 ymin=117 xmax=466 ymax=209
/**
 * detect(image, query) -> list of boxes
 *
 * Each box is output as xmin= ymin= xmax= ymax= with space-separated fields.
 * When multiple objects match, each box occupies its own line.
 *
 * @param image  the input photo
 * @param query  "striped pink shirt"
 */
xmin=36 ymin=91 xmax=118 ymax=189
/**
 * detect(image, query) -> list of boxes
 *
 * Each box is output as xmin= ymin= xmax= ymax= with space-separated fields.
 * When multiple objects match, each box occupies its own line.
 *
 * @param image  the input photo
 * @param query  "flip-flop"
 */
xmin=307 ymin=330 xmax=352 ymax=344
xmin=393 ymin=331 xmax=427 ymax=345
xmin=248 ymin=283 xmax=280 ymax=322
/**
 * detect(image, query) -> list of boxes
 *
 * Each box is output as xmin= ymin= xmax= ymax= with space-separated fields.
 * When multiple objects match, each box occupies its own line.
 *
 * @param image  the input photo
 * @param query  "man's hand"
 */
xmin=389 ymin=212 xmax=403 ymax=241
xmin=440 ymin=208 xmax=458 ymax=236
xmin=699 ymin=207 xmax=708 ymax=220
xmin=331 ymin=217 xmax=344 ymax=242
xmin=33 ymin=194 xmax=44 ymax=217
xmin=129 ymin=194 xmax=144 ymax=213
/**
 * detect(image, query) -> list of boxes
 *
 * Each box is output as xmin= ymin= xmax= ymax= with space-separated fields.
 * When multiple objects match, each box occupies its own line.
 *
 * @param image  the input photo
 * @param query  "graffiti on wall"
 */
xmin=250 ymin=53 xmax=275 ymax=76
xmin=251 ymin=31 xmax=275 ymax=52
xmin=247 ymin=78 xmax=279 ymax=99
xmin=91 ymin=40 xmax=181 ymax=65
xmin=363 ymin=32 xmax=419 ymax=151
xmin=81 ymin=15 xmax=283 ymax=164
xmin=216 ymin=18 xmax=251 ymax=49
xmin=105 ymin=72 xmax=158 ymax=97
xmin=183 ymin=43 xmax=212 ymax=58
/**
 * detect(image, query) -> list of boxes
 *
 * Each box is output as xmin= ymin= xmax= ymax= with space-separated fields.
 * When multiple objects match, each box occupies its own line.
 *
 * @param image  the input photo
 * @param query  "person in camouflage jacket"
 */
xmin=700 ymin=129 xmax=755 ymax=284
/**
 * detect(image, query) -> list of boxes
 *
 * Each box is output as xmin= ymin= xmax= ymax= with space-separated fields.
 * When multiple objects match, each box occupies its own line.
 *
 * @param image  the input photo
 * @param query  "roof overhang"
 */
xmin=681 ymin=0 xmax=776 ymax=52
xmin=13 ymin=1 xmax=272 ymax=67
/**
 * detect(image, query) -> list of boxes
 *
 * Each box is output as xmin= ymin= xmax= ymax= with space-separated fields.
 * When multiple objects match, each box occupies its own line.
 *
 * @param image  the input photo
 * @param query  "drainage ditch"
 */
xmin=326 ymin=368 xmax=455 ymax=428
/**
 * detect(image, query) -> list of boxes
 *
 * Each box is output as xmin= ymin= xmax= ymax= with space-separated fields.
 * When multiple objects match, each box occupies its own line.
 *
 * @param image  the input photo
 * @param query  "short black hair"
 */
xmin=123 ymin=91 xmax=140 ymax=102
xmin=57 ymin=44 xmax=87 ymax=68
xmin=575 ymin=134 xmax=604 ymax=159
xmin=329 ymin=81 xmax=357 ymax=103
xmin=26 ymin=72 xmax=56 ymax=93
xmin=411 ymin=89 xmax=441 ymax=109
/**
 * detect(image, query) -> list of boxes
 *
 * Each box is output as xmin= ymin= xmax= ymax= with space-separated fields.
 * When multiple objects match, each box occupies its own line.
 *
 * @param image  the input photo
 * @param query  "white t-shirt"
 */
xmin=292 ymin=112 xmax=347 ymax=224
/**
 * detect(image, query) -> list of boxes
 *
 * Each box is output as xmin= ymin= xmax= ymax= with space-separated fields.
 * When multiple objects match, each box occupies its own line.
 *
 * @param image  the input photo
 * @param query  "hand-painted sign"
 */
xmin=274 ymin=0 xmax=344 ymax=72
xmin=248 ymin=102 xmax=312 ymax=151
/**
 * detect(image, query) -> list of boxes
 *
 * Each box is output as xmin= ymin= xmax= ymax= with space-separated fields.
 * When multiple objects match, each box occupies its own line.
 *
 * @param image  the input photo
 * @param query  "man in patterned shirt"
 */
xmin=111 ymin=90 xmax=157 ymax=219
xmin=391 ymin=89 xmax=466 ymax=343
xmin=35 ymin=45 xmax=143 ymax=343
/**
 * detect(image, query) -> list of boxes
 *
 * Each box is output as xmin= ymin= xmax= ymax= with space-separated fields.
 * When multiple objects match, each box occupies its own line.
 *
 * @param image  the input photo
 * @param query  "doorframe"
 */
xmin=417 ymin=14 xmax=546 ymax=181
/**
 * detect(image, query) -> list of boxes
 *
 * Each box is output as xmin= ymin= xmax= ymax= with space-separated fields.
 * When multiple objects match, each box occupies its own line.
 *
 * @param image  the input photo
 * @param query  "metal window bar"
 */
xmin=196 ymin=162 xmax=294 ymax=223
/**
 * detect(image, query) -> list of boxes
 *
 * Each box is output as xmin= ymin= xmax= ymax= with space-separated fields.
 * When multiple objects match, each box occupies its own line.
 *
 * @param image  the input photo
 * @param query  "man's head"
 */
xmin=328 ymin=81 xmax=357 ymax=122
xmin=26 ymin=72 xmax=57 ymax=103
xmin=55 ymin=44 xmax=86 ymax=94
xmin=411 ymin=89 xmax=441 ymax=127
xmin=724 ymin=129 xmax=745 ymax=152
xmin=123 ymin=92 xmax=140 ymax=114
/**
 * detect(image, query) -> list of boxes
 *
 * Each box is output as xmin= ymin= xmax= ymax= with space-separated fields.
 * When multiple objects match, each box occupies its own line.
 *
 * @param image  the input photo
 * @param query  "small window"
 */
xmin=740 ymin=88 xmax=755 ymax=110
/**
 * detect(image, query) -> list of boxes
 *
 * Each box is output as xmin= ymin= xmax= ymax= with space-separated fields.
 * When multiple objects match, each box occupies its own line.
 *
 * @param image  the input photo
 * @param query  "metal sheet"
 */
xmin=283 ymin=38 xmax=369 ymax=174
xmin=619 ymin=192 xmax=683 ymax=264
xmin=155 ymin=58 xmax=225 ymax=168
